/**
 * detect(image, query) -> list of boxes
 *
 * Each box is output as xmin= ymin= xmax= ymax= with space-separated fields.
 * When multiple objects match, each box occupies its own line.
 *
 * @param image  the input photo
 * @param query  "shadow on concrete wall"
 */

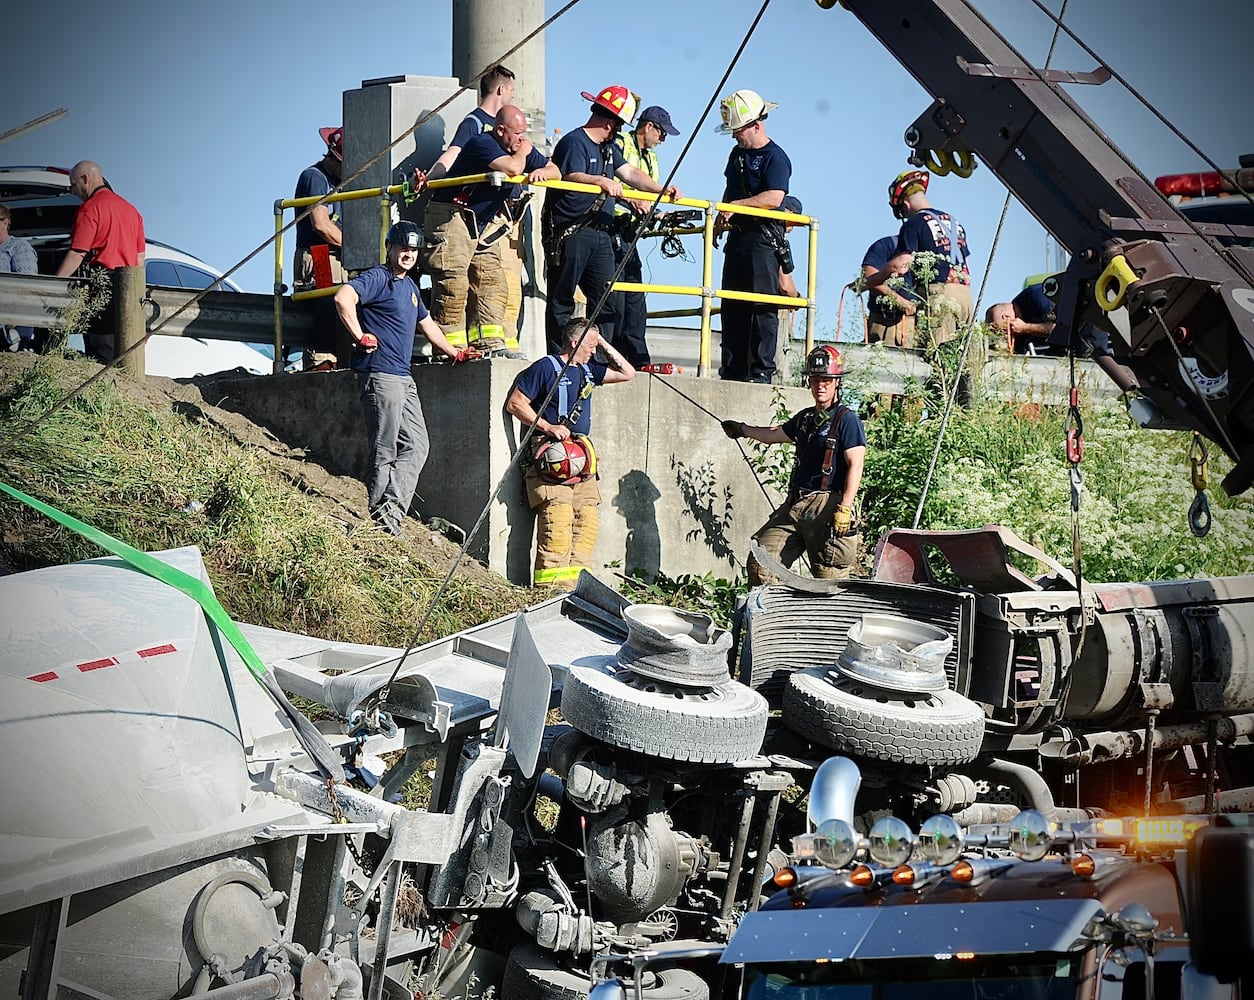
xmin=670 ymin=456 xmax=738 ymax=568
xmin=392 ymin=109 xmax=450 ymax=228
xmin=612 ymin=470 xmax=661 ymax=579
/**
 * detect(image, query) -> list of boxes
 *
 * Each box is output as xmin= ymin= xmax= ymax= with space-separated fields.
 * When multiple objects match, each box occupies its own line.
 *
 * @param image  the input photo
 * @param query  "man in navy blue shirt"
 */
xmin=506 ymin=318 xmax=635 ymax=587
xmin=542 ymin=85 xmax=680 ymax=355
xmin=722 ymin=345 xmax=866 ymax=584
xmin=865 ymin=170 xmax=973 ymax=350
xmin=424 ymin=105 xmax=560 ymax=355
xmin=860 ymin=234 xmax=919 ymax=347
xmin=334 ymin=222 xmax=466 ymax=536
xmin=426 ymin=65 xmax=516 ymax=182
xmin=986 ymin=283 xmax=1062 ymax=355
xmin=715 ymin=89 xmax=792 ymax=383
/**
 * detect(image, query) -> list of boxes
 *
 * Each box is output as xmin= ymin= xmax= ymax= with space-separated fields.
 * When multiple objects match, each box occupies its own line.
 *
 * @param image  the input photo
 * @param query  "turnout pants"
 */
xmin=544 ymin=226 xmax=620 ymax=354
xmin=423 ymin=202 xmax=510 ymax=350
xmin=524 ymin=467 xmax=602 ymax=588
xmin=866 ymin=311 xmax=916 ymax=349
xmin=747 ymin=490 xmax=861 ymax=586
xmin=294 ymin=246 xmax=348 ymax=368
xmin=921 ymin=281 xmax=974 ymax=349
xmin=720 ymin=229 xmax=779 ymax=382
xmin=356 ymin=372 xmax=430 ymax=535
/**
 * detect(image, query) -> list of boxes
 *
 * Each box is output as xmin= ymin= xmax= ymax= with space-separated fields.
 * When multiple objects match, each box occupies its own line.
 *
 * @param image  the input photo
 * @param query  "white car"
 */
xmin=1 ymin=165 xmax=275 ymax=377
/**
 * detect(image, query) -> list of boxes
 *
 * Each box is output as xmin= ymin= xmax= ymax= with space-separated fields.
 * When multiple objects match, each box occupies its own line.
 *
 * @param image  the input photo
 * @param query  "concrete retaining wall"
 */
xmin=213 ymin=348 xmax=1118 ymax=587
xmin=214 ymin=362 xmax=807 ymax=585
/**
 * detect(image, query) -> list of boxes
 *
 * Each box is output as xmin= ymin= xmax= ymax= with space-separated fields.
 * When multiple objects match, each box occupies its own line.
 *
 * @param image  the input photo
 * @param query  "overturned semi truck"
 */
xmin=3 ymin=522 xmax=1253 ymax=999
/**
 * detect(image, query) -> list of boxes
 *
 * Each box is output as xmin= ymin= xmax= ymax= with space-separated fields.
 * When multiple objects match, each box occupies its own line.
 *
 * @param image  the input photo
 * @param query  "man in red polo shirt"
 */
xmin=56 ymin=160 xmax=146 ymax=363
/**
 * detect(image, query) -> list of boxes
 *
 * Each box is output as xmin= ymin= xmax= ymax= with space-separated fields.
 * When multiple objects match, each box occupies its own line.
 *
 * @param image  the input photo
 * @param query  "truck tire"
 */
xmin=502 ymin=942 xmax=709 ymax=1000
xmin=784 ymin=668 xmax=985 ymax=764
xmin=561 ymin=666 xmax=768 ymax=764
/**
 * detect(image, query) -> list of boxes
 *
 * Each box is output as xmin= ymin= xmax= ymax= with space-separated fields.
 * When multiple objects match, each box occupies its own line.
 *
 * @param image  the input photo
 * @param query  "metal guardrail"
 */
xmin=0 ymin=273 xmax=316 ymax=348
xmin=273 ymin=173 xmax=818 ymax=377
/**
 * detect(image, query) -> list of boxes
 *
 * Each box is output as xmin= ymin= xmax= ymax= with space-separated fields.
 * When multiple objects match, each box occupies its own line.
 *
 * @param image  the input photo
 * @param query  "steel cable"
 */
xmin=374 ymin=0 xmax=779 ymax=706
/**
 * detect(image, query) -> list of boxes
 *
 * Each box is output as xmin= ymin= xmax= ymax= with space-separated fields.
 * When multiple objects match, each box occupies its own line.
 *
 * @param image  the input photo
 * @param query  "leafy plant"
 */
xmin=859 ymin=396 xmax=1254 ymax=581
xmin=620 ymin=567 xmax=743 ymax=628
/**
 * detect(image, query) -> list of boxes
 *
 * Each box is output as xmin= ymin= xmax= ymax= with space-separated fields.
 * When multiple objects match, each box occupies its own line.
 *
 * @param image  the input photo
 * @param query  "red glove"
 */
xmin=454 ymin=349 xmax=482 ymax=363
xmin=359 ymin=333 xmax=378 ymax=350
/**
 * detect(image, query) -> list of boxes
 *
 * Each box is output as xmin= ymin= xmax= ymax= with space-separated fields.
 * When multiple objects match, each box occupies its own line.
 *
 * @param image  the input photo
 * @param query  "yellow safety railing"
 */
xmin=272 ymin=174 xmax=818 ymax=377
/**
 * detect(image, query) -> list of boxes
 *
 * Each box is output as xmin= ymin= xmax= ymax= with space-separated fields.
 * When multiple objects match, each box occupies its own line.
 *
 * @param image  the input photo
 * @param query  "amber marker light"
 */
xmin=892 ymin=864 xmax=917 ymax=886
xmin=1071 ymin=853 xmax=1096 ymax=878
xmin=849 ymin=864 xmax=876 ymax=888
xmin=950 ymin=859 xmax=975 ymax=883
xmin=773 ymin=867 xmax=798 ymax=889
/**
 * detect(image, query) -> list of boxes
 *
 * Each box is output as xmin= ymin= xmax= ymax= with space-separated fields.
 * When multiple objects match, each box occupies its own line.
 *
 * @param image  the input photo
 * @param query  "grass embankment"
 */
xmin=0 ymin=356 xmax=531 ymax=645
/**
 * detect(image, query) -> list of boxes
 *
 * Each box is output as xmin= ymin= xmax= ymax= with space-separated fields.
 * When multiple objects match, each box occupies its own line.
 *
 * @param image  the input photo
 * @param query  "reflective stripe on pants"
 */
xmin=423 ymin=202 xmax=510 ymax=342
xmin=524 ymin=468 xmax=602 ymax=585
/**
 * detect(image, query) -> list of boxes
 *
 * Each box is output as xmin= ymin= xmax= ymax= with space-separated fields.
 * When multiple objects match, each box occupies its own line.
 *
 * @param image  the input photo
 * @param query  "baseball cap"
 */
xmin=638 ymin=105 xmax=679 ymax=136
xmin=319 ymin=126 xmax=344 ymax=161
xmin=781 ymin=195 xmax=803 ymax=215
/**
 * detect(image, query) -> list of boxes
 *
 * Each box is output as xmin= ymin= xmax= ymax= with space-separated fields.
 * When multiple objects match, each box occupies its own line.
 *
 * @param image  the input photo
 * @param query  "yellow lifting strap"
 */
xmin=923 ymin=148 xmax=977 ymax=179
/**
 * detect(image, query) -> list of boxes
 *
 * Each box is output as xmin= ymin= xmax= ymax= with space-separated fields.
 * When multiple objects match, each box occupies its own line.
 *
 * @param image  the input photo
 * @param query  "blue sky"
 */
xmin=5 ymin=0 xmax=1249 ymax=339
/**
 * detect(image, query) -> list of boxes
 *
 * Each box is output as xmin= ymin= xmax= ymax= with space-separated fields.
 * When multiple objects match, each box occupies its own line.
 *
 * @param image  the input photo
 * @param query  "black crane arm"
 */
xmin=829 ymin=0 xmax=1254 ymax=494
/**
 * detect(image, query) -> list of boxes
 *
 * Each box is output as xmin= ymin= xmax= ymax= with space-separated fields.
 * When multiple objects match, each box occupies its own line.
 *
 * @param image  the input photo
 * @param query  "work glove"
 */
xmin=358 ymin=333 xmax=378 ymax=350
xmin=454 ymin=349 xmax=483 ymax=363
xmin=721 ymin=419 xmax=746 ymax=440
xmin=833 ymin=504 xmax=855 ymax=534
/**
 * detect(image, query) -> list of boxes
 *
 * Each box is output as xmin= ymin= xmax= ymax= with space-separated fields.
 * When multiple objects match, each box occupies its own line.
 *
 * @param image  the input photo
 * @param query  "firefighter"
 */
xmin=715 ymin=89 xmax=792 ymax=383
xmin=334 ymin=221 xmax=469 ymax=536
xmin=723 ymin=345 xmax=866 ymax=585
xmin=869 ymin=169 xmax=974 ymax=349
xmin=292 ymin=127 xmax=347 ymax=369
xmin=422 ymin=105 xmax=559 ymax=356
xmin=612 ymin=104 xmax=681 ymax=367
xmin=542 ymin=85 xmax=680 ymax=355
xmin=506 ymin=318 xmax=635 ymax=588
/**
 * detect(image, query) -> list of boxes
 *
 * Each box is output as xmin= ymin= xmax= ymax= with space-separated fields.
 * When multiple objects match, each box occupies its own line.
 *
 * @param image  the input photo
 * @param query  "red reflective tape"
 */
xmin=76 ymin=657 xmax=118 ymax=672
xmin=137 ymin=644 xmax=177 ymax=658
xmin=28 ymin=671 xmax=59 ymax=683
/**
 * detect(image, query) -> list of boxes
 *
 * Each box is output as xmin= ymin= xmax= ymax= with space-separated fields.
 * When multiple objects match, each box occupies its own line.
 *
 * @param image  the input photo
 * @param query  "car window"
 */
xmin=145 ymin=260 xmax=181 ymax=287
xmin=173 ymin=262 xmax=228 ymax=291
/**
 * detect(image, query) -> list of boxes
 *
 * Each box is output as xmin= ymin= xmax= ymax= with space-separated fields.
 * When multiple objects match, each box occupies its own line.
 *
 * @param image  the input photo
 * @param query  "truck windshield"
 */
xmin=745 ymin=956 xmax=1079 ymax=1000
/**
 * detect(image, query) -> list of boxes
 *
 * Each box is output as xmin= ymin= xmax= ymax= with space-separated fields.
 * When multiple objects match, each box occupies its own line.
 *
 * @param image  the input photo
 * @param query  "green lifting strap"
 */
xmin=0 ymin=478 xmax=346 ymax=782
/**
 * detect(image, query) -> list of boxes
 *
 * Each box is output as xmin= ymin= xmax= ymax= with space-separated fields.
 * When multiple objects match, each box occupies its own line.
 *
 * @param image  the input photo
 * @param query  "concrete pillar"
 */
xmin=452 ymin=0 xmax=545 ymax=144
xmin=452 ymin=0 xmax=548 ymax=361
xmin=341 ymin=75 xmax=477 ymax=273
xmin=114 ymin=266 xmax=145 ymax=378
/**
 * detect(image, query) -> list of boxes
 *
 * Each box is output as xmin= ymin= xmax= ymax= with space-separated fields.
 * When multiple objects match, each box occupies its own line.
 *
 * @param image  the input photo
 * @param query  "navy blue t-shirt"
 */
xmin=1011 ymin=282 xmax=1061 ymax=355
xmin=449 ymin=107 xmax=495 ymax=151
xmin=1013 ymin=283 xmax=1055 ymax=324
xmin=861 ymin=235 xmax=918 ymax=318
xmin=435 ymin=132 xmax=548 ymax=229
xmin=514 ymin=354 xmax=610 ymax=437
xmin=894 ymin=208 xmax=970 ymax=283
xmin=782 ymin=405 xmax=867 ymax=495
xmin=348 ymin=265 xmax=429 ymax=376
xmin=294 ymin=164 xmax=339 ymax=249
xmin=545 ymin=129 xmax=626 ymax=228
xmin=721 ymin=140 xmax=791 ymax=203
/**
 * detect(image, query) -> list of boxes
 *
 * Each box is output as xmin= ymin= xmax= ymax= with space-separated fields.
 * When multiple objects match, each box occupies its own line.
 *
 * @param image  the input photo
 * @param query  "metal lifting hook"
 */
xmin=1188 ymin=432 xmax=1212 ymax=537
